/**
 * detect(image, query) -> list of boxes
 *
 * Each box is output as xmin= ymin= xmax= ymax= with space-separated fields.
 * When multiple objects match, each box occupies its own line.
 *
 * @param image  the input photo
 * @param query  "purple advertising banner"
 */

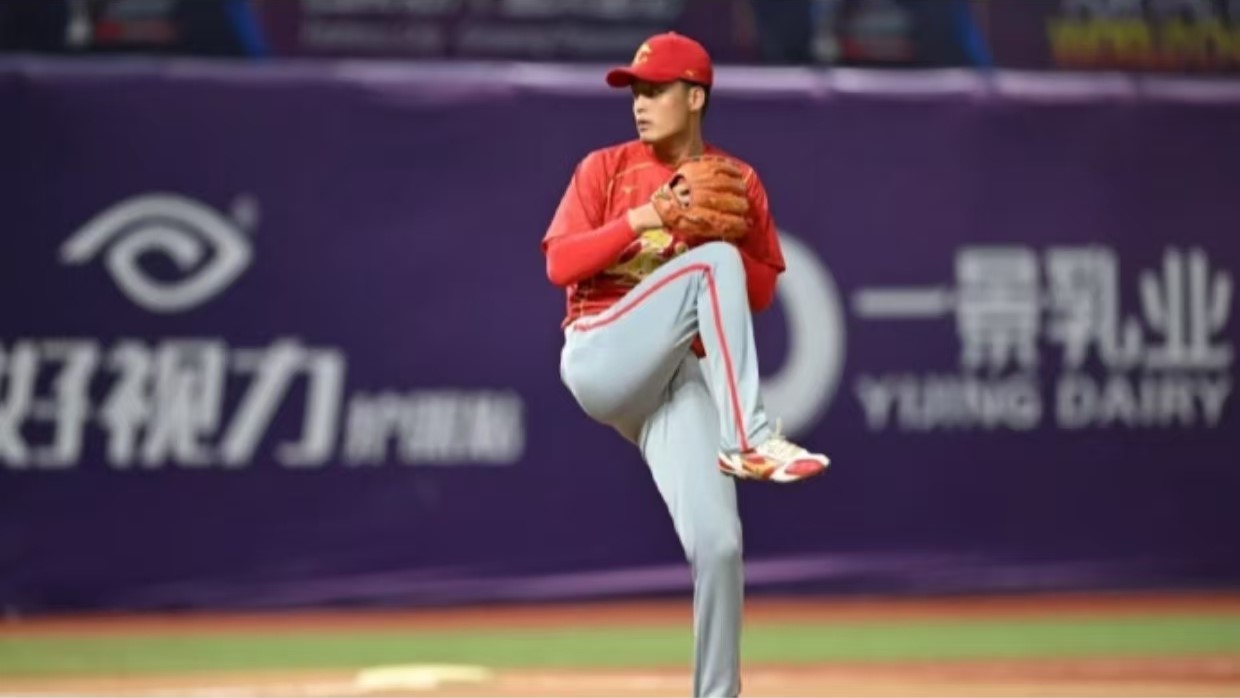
xmin=1 ymin=60 xmax=1238 ymax=615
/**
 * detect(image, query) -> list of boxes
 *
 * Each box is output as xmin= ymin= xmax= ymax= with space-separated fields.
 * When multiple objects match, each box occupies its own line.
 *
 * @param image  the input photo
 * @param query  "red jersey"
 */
xmin=542 ymin=139 xmax=786 ymax=328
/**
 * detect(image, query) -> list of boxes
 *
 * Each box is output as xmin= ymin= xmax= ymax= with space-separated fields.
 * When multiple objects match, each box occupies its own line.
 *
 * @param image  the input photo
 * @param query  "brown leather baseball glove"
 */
xmin=651 ymin=155 xmax=751 ymax=240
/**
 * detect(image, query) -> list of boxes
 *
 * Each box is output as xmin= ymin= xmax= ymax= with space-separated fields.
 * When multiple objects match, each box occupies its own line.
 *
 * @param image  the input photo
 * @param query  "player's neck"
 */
xmin=649 ymin=127 xmax=704 ymax=167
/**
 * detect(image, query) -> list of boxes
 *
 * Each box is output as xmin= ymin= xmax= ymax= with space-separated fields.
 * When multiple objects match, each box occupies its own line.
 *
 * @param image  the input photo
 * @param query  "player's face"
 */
xmin=631 ymin=81 xmax=695 ymax=143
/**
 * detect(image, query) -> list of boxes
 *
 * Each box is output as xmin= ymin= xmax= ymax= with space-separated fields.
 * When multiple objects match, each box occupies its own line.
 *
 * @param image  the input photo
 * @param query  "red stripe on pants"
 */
xmin=572 ymin=264 xmax=750 ymax=451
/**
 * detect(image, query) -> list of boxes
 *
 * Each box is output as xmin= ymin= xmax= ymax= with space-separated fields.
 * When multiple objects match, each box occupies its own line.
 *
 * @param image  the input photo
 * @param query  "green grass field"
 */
xmin=4 ymin=613 xmax=1239 ymax=677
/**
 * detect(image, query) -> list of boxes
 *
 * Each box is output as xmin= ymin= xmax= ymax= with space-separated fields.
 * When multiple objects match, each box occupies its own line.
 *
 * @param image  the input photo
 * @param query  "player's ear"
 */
xmin=686 ymin=83 xmax=706 ymax=113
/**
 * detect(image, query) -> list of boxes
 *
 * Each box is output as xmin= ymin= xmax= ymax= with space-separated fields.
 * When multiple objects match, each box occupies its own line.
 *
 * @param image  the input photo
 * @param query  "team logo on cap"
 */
xmin=633 ymin=42 xmax=652 ymax=66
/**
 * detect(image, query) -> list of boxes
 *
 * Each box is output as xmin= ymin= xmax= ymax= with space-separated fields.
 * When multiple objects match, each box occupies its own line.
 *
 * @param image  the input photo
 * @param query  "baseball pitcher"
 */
xmin=541 ymin=32 xmax=832 ymax=698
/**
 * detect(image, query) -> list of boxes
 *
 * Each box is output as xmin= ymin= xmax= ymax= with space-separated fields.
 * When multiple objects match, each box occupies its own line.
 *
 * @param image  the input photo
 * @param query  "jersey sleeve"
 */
xmin=736 ymin=169 xmax=786 ymax=313
xmin=542 ymin=150 xmax=638 ymax=288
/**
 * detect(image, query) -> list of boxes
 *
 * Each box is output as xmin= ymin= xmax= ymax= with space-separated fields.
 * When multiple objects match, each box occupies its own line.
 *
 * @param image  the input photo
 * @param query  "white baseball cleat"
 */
xmin=718 ymin=428 xmax=829 ymax=483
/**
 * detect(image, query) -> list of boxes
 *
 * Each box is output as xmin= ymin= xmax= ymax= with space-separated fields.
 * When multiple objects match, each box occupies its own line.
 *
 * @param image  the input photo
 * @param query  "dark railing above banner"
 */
xmin=2 ymin=0 xmax=1239 ymax=73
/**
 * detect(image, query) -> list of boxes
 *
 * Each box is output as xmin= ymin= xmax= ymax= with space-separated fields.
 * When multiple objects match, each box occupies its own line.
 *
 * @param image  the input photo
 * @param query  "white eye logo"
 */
xmin=60 ymin=193 xmax=256 ymax=313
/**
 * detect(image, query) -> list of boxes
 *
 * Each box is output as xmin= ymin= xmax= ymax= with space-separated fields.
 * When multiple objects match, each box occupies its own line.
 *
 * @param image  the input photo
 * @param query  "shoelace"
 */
xmin=759 ymin=420 xmax=802 ymax=459
xmin=758 ymin=436 xmax=805 ymax=461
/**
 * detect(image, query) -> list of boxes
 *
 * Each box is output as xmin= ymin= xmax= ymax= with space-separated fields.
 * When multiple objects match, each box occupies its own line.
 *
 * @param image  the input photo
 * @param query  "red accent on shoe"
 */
xmin=785 ymin=459 xmax=826 ymax=478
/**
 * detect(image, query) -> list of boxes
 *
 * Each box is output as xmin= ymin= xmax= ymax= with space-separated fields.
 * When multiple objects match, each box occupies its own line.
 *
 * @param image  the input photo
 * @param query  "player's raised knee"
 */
xmin=692 ymin=241 xmax=743 ymax=277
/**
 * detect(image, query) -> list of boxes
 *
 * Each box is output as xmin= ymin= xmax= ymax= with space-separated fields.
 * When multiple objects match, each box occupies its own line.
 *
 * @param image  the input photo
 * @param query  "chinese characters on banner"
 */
xmin=0 ymin=338 xmax=525 ymax=471
xmin=853 ymin=246 xmax=1233 ymax=431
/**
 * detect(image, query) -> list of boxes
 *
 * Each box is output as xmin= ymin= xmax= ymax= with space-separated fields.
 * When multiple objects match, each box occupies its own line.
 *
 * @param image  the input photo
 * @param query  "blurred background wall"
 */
xmin=1 ymin=0 xmax=1238 ymax=616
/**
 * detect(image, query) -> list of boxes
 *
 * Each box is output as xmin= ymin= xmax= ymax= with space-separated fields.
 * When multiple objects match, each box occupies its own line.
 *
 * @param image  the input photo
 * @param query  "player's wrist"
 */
xmin=627 ymin=204 xmax=664 ymax=233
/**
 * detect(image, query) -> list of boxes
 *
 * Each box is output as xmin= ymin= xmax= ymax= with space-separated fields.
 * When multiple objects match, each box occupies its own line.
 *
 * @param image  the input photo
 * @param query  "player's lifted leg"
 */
xmin=564 ymin=241 xmax=828 ymax=483
xmin=671 ymin=243 xmax=830 ymax=483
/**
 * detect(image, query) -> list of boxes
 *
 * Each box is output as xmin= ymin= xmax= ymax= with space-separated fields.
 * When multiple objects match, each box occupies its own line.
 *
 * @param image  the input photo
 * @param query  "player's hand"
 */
xmin=626 ymin=180 xmax=691 ymax=233
xmin=627 ymin=203 xmax=665 ymax=232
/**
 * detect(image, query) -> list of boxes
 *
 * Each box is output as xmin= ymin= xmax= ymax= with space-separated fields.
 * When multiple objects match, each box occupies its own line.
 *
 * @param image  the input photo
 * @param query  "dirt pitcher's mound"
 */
xmin=3 ymin=656 xmax=1240 ymax=697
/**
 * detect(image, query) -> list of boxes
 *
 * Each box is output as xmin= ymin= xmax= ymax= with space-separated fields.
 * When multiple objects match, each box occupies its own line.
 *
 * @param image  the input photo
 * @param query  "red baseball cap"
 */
xmin=606 ymin=32 xmax=714 ymax=88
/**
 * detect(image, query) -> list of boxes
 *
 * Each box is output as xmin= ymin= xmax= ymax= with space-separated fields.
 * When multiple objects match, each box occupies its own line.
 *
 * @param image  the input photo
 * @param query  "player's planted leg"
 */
xmin=640 ymin=358 xmax=743 ymax=698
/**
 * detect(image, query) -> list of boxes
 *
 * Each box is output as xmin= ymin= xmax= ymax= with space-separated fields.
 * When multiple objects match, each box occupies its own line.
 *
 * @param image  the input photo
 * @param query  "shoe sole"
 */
xmin=717 ymin=455 xmax=829 ymax=483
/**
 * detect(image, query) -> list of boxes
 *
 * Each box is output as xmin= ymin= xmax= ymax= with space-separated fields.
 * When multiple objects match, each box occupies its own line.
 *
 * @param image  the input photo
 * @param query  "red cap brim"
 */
xmin=605 ymin=66 xmax=684 ymax=88
xmin=605 ymin=68 xmax=638 ymax=87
